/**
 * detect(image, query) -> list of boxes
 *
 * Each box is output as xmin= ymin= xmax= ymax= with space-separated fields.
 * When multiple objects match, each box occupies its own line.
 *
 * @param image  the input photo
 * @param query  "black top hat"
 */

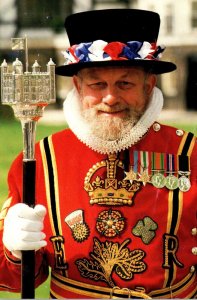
xmin=55 ymin=9 xmax=176 ymax=76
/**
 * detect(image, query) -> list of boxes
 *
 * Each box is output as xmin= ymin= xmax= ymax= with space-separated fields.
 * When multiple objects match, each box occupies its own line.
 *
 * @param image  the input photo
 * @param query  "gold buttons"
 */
xmin=153 ymin=123 xmax=161 ymax=132
xmin=191 ymin=247 xmax=197 ymax=255
xmin=191 ymin=228 xmax=197 ymax=236
xmin=190 ymin=266 xmax=195 ymax=273
xmin=176 ymin=129 xmax=184 ymax=136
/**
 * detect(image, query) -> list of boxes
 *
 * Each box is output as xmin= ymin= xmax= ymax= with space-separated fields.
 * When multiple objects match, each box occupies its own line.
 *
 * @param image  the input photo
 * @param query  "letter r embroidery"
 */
xmin=162 ymin=233 xmax=184 ymax=269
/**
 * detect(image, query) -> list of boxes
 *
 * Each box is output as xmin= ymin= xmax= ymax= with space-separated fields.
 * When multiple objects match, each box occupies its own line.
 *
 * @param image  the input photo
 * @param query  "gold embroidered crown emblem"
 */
xmin=84 ymin=153 xmax=141 ymax=206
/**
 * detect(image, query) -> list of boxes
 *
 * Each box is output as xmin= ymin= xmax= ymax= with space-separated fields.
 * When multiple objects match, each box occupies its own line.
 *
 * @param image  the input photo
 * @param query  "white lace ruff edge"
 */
xmin=63 ymin=86 xmax=164 ymax=154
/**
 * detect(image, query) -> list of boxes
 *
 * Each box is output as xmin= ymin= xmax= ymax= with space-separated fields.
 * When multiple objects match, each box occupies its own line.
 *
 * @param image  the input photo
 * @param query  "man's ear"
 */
xmin=145 ymin=74 xmax=157 ymax=96
xmin=73 ymin=75 xmax=81 ymax=93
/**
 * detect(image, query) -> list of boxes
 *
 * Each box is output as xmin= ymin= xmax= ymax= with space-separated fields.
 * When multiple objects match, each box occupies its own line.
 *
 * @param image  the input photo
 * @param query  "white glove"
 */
xmin=3 ymin=203 xmax=47 ymax=259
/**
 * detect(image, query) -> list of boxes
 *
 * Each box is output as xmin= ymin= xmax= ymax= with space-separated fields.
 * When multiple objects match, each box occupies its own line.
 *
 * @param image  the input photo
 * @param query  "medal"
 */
xmin=138 ymin=170 xmax=150 ymax=186
xmin=124 ymin=167 xmax=137 ymax=184
xmin=178 ymin=176 xmax=191 ymax=192
xmin=138 ymin=151 xmax=151 ymax=186
xmin=178 ymin=156 xmax=191 ymax=192
xmin=165 ymin=154 xmax=179 ymax=190
xmin=178 ymin=170 xmax=191 ymax=192
xmin=151 ymin=152 xmax=166 ymax=188
xmin=165 ymin=175 xmax=179 ymax=190
xmin=151 ymin=172 xmax=166 ymax=188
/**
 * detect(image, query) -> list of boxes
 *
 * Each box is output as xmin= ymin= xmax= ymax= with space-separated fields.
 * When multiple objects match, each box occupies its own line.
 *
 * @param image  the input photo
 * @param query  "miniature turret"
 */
xmin=13 ymin=58 xmax=23 ymax=74
xmin=32 ymin=60 xmax=41 ymax=73
xmin=47 ymin=58 xmax=56 ymax=101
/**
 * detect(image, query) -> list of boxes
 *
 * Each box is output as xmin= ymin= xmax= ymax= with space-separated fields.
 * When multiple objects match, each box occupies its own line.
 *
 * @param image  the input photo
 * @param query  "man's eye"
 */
xmin=118 ymin=81 xmax=134 ymax=89
xmin=89 ymin=82 xmax=106 ymax=89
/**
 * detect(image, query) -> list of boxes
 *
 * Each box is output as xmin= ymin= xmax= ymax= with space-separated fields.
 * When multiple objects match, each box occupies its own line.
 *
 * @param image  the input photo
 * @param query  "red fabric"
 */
xmin=0 ymin=123 xmax=196 ymax=297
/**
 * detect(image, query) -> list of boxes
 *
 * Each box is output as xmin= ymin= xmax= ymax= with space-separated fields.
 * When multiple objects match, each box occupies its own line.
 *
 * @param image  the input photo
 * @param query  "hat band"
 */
xmin=62 ymin=40 xmax=165 ymax=65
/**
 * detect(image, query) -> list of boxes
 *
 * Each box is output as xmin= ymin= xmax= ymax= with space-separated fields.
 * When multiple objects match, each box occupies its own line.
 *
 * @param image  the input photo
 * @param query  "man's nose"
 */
xmin=102 ymin=87 xmax=120 ymax=106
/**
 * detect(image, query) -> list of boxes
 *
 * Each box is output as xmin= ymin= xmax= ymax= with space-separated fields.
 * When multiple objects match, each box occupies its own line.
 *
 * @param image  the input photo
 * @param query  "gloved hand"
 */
xmin=3 ymin=203 xmax=47 ymax=259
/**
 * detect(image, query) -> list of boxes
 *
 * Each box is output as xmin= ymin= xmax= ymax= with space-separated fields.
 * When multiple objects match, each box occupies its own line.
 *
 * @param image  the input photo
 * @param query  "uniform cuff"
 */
xmin=4 ymin=246 xmax=21 ymax=265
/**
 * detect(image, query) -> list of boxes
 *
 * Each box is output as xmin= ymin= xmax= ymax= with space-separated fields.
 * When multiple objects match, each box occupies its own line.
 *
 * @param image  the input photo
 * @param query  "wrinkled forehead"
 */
xmin=77 ymin=66 xmax=147 ymax=78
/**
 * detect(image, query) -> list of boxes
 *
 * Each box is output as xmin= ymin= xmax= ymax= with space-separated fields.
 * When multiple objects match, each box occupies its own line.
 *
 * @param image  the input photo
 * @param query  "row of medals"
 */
xmin=124 ymin=168 xmax=191 ymax=192
xmin=150 ymin=170 xmax=191 ymax=192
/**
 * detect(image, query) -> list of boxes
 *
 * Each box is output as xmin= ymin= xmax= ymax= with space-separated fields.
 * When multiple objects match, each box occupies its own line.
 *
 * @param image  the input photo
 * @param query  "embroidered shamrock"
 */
xmin=132 ymin=216 xmax=158 ymax=245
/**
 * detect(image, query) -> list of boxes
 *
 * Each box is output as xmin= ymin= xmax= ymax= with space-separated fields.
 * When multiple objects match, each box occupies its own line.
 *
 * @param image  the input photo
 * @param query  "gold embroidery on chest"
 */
xmin=84 ymin=153 xmax=141 ymax=206
xmin=162 ymin=233 xmax=184 ymax=269
xmin=75 ymin=238 xmax=146 ymax=287
xmin=132 ymin=217 xmax=158 ymax=244
xmin=96 ymin=209 xmax=125 ymax=237
xmin=65 ymin=210 xmax=90 ymax=242
xmin=50 ymin=235 xmax=68 ymax=270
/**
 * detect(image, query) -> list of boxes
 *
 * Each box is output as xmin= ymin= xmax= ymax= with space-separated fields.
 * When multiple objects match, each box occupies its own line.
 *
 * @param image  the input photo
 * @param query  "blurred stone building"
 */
xmin=1 ymin=0 xmax=197 ymax=110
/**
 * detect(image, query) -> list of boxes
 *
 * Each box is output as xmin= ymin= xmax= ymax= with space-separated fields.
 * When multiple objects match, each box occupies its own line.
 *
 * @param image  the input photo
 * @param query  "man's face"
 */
xmin=73 ymin=66 xmax=156 ymax=140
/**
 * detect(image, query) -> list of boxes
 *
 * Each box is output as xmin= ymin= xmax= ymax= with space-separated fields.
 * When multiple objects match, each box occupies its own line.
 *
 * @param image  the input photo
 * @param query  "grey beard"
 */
xmin=81 ymin=107 xmax=142 ymax=141
xmin=63 ymin=87 xmax=164 ymax=154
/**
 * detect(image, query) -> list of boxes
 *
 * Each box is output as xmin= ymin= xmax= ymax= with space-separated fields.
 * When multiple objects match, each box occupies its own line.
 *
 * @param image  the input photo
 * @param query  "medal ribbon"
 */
xmin=166 ymin=153 xmax=175 ymax=175
xmin=140 ymin=151 xmax=149 ymax=173
xmin=178 ymin=155 xmax=190 ymax=175
xmin=151 ymin=152 xmax=165 ymax=174
xmin=133 ymin=151 xmax=138 ymax=173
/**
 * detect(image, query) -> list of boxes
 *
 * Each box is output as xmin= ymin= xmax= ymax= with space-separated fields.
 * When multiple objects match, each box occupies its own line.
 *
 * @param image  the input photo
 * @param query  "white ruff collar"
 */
xmin=63 ymin=86 xmax=163 ymax=154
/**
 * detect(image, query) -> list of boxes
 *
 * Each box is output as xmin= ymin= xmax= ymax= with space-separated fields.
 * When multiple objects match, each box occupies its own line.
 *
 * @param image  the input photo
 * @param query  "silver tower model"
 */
xmin=1 ymin=37 xmax=56 ymax=299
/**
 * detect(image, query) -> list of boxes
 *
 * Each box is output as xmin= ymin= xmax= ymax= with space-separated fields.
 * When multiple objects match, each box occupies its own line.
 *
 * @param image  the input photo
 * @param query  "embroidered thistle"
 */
xmin=65 ymin=210 xmax=90 ymax=242
xmin=75 ymin=238 xmax=146 ymax=287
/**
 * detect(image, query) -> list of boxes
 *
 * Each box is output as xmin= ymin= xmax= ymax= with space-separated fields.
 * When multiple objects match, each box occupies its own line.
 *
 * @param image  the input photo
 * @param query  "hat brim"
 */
xmin=55 ymin=60 xmax=176 ymax=76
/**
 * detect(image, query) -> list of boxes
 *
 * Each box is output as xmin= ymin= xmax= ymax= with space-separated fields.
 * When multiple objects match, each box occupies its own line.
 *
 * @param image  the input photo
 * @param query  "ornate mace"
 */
xmin=1 ymin=37 xmax=56 ymax=298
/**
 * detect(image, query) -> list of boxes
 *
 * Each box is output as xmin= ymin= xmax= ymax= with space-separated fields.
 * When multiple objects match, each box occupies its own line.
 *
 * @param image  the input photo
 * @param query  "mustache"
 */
xmin=93 ymin=103 xmax=129 ymax=113
xmin=82 ymin=103 xmax=143 ymax=118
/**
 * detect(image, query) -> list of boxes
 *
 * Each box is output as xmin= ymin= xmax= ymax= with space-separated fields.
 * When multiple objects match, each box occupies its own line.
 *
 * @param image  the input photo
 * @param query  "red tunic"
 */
xmin=0 ymin=123 xmax=196 ymax=298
